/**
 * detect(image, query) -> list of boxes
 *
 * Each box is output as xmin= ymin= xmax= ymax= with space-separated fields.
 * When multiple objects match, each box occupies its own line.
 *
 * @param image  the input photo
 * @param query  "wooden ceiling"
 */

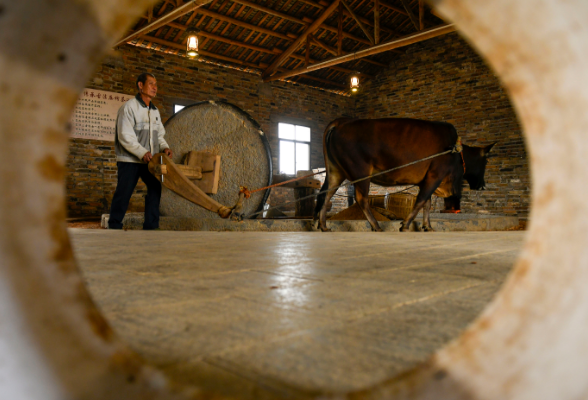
xmin=117 ymin=0 xmax=450 ymax=95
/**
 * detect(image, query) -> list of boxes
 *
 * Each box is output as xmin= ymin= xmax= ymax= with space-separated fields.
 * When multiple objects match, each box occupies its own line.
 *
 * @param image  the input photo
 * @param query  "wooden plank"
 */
xmin=341 ymin=0 xmax=374 ymax=45
xmin=400 ymin=0 xmax=420 ymax=30
xmin=148 ymin=153 xmax=231 ymax=217
xmin=175 ymin=165 xmax=203 ymax=180
xmin=185 ymin=151 xmax=221 ymax=194
xmin=115 ymin=0 xmax=213 ymax=47
xmin=262 ymin=0 xmax=340 ymax=79
xmin=264 ymin=24 xmax=456 ymax=82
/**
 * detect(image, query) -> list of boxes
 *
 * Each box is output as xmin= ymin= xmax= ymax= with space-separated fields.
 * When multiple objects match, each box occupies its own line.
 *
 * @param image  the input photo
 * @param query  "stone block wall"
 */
xmin=354 ymin=33 xmax=530 ymax=219
xmin=67 ymin=45 xmax=352 ymax=217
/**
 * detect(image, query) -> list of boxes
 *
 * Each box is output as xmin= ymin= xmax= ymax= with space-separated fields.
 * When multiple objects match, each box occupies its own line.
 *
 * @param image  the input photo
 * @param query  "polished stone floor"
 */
xmin=70 ymin=230 xmax=524 ymax=399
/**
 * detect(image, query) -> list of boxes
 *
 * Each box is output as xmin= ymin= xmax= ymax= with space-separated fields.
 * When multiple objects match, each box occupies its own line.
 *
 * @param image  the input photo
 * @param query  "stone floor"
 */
xmin=70 ymin=230 xmax=525 ymax=399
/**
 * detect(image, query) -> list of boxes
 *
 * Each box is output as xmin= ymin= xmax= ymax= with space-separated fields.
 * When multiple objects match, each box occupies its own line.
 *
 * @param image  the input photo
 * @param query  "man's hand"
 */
xmin=142 ymin=152 xmax=153 ymax=163
xmin=163 ymin=148 xmax=173 ymax=158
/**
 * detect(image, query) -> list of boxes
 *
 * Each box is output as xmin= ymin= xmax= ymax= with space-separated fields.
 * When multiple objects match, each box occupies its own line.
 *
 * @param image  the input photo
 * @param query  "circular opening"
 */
xmin=5 ymin=0 xmax=586 ymax=399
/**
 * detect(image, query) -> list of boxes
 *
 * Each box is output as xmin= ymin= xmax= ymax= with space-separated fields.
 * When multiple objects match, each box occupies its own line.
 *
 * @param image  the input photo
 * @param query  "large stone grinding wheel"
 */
xmin=160 ymin=100 xmax=272 ymax=219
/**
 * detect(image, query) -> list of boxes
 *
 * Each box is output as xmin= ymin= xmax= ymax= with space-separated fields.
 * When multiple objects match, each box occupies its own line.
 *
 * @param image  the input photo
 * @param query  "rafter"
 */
xmin=374 ymin=0 xmax=380 ymax=44
xmin=262 ymin=0 xmax=341 ymax=79
xmin=338 ymin=2 xmax=343 ymax=55
xmin=379 ymin=0 xmax=408 ymax=16
xmin=265 ymin=24 xmax=456 ymax=82
xmin=233 ymin=0 xmax=306 ymax=26
xmin=197 ymin=7 xmax=293 ymax=41
xmin=400 ymin=0 xmax=420 ymax=30
xmin=419 ymin=0 xmax=425 ymax=30
xmin=139 ymin=35 xmax=267 ymax=70
xmin=115 ymin=0 xmax=213 ymax=47
xmin=342 ymin=0 xmax=374 ymax=45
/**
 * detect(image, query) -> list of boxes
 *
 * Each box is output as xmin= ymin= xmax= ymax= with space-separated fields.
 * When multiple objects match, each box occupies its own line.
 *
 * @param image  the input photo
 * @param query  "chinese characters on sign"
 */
xmin=70 ymin=89 xmax=131 ymax=141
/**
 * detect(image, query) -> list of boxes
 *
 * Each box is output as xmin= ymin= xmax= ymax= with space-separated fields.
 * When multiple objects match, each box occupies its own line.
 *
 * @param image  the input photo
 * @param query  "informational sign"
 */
xmin=70 ymin=88 xmax=133 ymax=141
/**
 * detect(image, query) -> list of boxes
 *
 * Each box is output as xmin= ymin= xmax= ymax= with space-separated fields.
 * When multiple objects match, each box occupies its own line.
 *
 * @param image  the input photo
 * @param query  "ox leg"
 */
xmin=355 ymin=180 xmax=383 ymax=232
xmin=421 ymin=197 xmax=434 ymax=232
xmin=318 ymin=171 xmax=345 ymax=232
xmin=400 ymin=177 xmax=443 ymax=232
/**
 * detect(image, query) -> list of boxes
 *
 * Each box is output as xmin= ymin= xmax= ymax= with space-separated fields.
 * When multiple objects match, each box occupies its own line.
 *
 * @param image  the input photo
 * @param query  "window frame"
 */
xmin=278 ymin=122 xmax=311 ymax=175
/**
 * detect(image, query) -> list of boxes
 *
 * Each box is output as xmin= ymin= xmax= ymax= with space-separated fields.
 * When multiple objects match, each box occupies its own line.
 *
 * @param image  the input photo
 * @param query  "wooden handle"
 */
xmin=148 ymin=153 xmax=232 ymax=218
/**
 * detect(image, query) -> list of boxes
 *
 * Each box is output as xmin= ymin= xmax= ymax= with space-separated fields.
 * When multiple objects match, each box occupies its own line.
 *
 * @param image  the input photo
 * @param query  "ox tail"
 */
xmin=314 ymin=124 xmax=338 ymax=220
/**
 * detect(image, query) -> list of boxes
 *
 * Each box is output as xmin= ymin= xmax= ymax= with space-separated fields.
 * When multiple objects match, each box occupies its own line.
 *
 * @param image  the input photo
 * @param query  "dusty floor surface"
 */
xmin=70 ymin=230 xmax=525 ymax=399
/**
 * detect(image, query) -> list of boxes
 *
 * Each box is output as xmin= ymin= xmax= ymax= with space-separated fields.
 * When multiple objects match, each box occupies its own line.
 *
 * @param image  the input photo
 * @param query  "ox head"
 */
xmin=462 ymin=142 xmax=496 ymax=190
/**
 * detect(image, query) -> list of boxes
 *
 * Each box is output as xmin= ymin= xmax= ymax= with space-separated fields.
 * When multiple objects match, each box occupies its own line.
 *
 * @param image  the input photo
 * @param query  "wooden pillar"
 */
xmin=294 ymin=187 xmax=317 ymax=217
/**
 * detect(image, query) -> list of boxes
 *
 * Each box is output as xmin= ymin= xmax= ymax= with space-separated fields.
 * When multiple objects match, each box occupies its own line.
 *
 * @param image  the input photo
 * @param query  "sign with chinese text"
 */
xmin=70 ymin=88 xmax=133 ymax=141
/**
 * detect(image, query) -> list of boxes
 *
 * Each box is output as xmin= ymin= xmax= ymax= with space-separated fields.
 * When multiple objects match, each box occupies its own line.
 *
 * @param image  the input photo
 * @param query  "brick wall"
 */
xmin=67 ymin=45 xmax=352 ymax=217
xmin=355 ymin=33 xmax=530 ymax=219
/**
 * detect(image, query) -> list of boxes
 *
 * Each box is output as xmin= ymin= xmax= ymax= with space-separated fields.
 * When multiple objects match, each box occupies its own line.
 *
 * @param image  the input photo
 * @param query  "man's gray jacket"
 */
xmin=114 ymin=94 xmax=170 ymax=163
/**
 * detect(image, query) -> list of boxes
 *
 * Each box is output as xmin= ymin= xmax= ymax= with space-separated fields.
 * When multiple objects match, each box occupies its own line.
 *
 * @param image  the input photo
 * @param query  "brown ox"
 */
xmin=314 ymin=118 xmax=496 ymax=232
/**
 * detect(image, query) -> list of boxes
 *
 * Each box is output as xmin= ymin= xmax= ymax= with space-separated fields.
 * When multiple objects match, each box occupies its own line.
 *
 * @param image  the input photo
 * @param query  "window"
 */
xmin=174 ymin=104 xmax=185 ymax=114
xmin=279 ymin=123 xmax=310 ymax=175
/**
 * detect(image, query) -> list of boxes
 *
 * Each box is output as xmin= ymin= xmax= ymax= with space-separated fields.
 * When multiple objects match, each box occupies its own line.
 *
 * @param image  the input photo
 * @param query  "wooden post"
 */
xmin=294 ymin=188 xmax=317 ymax=217
xmin=374 ymin=0 xmax=380 ymax=44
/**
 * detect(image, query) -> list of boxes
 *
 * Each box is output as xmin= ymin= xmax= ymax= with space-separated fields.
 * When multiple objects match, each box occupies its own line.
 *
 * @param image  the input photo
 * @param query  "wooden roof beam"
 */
xmin=262 ymin=0 xmax=341 ymax=79
xmin=264 ymin=24 xmax=455 ymax=82
xmin=342 ymin=0 xmax=374 ymax=44
xmin=419 ymin=0 xmax=425 ymax=30
xmin=166 ymin=21 xmax=277 ymax=53
xmin=138 ymin=35 xmax=267 ymax=69
xmin=292 ymin=73 xmax=347 ymax=89
xmin=400 ymin=0 xmax=420 ymax=30
xmin=232 ymin=0 xmax=307 ymax=25
xmin=359 ymin=57 xmax=387 ymax=67
xmin=197 ymin=7 xmax=293 ymax=41
xmin=115 ymin=0 xmax=213 ymax=47
xmin=378 ymin=0 xmax=408 ymax=16
xmin=341 ymin=8 xmax=399 ymax=37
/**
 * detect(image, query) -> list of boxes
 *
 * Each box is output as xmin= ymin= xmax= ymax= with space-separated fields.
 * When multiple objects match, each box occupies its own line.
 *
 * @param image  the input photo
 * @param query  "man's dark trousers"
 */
xmin=108 ymin=162 xmax=161 ymax=230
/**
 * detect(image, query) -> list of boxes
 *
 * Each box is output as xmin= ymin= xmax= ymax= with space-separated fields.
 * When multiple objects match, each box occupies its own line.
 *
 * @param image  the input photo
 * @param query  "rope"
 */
xmin=242 ymin=170 xmax=325 ymax=199
xmin=243 ymin=146 xmax=459 ymax=220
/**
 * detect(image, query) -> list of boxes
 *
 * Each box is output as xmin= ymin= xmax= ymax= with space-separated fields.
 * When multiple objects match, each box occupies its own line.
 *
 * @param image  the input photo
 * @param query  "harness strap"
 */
xmin=452 ymin=137 xmax=466 ymax=174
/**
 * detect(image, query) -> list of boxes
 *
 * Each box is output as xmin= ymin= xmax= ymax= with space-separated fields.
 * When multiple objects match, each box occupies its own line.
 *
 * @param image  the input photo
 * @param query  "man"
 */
xmin=108 ymin=73 xmax=173 ymax=230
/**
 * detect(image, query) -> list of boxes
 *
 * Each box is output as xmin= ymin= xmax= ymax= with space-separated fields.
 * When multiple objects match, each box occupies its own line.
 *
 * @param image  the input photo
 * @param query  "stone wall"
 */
xmin=67 ymin=45 xmax=352 ymax=217
xmin=354 ymin=33 xmax=530 ymax=219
